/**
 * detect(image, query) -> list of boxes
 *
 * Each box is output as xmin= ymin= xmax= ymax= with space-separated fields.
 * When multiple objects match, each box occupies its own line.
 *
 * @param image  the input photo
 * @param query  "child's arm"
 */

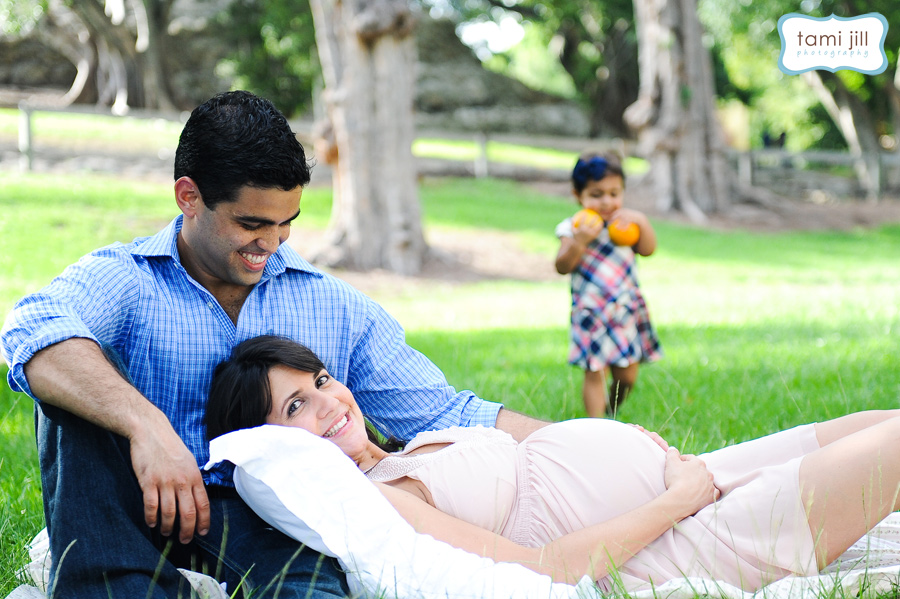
xmin=612 ymin=209 xmax=657 ymax=256
xmin=555 ymin=219 xmax=603 ymax=274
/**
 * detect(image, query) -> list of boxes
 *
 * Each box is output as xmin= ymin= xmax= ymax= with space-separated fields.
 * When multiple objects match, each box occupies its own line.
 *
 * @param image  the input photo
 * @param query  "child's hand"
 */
xmin=607 ymin=208 xmax=657 ymax=257
xmin=607 ymin=208 xmax=646 ymax=229
xmin=572 ymin=212 xmax=603 ymax=245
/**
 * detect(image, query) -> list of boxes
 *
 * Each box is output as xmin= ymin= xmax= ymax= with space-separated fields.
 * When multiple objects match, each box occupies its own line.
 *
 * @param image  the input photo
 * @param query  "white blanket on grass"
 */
xmin=10 ymin=425 xmax=900 ymax=599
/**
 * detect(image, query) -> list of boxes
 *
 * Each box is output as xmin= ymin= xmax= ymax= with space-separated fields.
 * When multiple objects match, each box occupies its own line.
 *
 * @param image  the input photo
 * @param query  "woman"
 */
xmin=206 ymin=335 xmax=900 ymax=592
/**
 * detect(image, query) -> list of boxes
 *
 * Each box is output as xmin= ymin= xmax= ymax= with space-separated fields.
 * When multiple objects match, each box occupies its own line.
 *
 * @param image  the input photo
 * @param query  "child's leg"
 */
xmin=800 ymin=416 xmax=900 ymax=568
xmin=583 ymin=369 xmax=608 ymax=418
xmin=608 ymin=363 xmax=639 ymax=416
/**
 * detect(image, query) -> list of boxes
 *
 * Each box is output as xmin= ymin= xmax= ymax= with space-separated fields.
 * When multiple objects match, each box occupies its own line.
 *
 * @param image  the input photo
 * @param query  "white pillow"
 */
xmin=205 ymin=425 xmax=595 ymax=599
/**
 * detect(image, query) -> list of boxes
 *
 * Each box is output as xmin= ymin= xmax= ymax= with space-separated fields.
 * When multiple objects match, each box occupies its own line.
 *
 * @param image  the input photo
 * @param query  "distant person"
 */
xmin=762 ymin=130 xmax=786 ymax=149
xmin=206 ymin=335 xmax=900 ymax=593
xmin=554 ymin=152 xmax=661 ymax=417
xmin=0 ymin=90 xmax=546 ymax=598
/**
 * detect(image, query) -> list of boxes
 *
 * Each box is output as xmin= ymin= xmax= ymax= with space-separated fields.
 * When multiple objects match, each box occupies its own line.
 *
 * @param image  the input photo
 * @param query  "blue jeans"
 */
xmin=36 ymin=400 xmax=350 ymax=598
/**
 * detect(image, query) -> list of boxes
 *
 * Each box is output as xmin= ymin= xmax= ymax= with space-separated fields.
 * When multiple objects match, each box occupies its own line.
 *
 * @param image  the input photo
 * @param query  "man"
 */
xmin=1 ymin=91 xmax=544 ymax=598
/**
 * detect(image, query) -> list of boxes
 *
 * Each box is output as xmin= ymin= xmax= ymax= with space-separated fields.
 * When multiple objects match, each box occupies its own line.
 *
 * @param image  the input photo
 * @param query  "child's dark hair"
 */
xmin=571 ymin=151 xmax=625 ymax=194
xmin=205 ymin=335 xmax=403 ymax=452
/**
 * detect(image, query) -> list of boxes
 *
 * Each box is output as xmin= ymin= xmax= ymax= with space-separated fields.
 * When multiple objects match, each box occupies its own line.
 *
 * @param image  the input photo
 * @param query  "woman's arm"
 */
xmin=376 ymin=448 xmax=717 ymax=584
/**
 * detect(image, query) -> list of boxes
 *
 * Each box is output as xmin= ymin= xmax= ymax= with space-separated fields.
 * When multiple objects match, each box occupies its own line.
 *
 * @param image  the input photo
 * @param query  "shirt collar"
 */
xmin=132 ymin=215 xmax=323 ymax=278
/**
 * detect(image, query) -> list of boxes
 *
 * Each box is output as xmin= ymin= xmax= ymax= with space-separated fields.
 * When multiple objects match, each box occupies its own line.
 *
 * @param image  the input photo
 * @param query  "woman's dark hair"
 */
xmin=206 ymin=335 xmax=402 ymax=452
xmin=174 ymin=91 xmax=311 ymax=209
xmin=571 ymin=151 xmax=625 ymax=194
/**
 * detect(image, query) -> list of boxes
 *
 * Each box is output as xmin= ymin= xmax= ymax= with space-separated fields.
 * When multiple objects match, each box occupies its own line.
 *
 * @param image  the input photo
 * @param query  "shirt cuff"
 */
xmin=7 ymin=330 xmax=99 ymax=399
xmin=467 ymin=398 xmax=504 ymax=428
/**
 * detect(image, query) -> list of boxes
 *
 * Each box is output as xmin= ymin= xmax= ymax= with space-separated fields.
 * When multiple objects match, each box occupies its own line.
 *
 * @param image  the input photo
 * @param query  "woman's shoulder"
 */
xmin=403 ymin=425 xmax=516 ymax=453
xmin=366 ymin=426 xmax=516 ymax=483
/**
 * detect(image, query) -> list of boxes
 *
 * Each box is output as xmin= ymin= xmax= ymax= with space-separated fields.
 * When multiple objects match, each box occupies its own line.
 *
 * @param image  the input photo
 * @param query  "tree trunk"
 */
xmin=804 ymin=71 xmax=881 ymax=203
xmin=309 ymin=0 xmax=426 ymax=274
xmin=141 ymin=0 xmax=178 ymax=111
xmin=624 ymin=0 xmax=732 ymax=221
xmin=35 ymin=7 xmax=97 ymax=105
xmin=53 ymin=0 xmax=179 ymax=112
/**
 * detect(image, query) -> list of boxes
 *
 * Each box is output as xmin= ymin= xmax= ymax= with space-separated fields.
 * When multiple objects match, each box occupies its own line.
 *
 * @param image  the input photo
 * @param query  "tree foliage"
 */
xmin=426 ymin=0 xmax=639 ymax=137
xmin=701 ymin=0 xmax=900 ymax=151
xmin=0 ymin=0 xmax=47 ymax=35
xmin=217 ymin=0 xmax=319 ymax=117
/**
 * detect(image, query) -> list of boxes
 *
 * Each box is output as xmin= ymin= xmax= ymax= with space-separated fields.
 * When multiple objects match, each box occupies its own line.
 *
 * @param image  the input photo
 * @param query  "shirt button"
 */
xmin=207 ymin=302 xmax=214 ymax=309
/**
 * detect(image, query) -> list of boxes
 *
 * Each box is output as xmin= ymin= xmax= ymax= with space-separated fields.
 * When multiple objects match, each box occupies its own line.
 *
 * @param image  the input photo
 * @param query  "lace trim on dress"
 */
xmin=365 ymin=425 xmax=517 ymax=483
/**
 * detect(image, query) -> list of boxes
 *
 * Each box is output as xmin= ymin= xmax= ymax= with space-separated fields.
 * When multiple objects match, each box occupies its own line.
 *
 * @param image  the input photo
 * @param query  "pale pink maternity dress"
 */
xmin=365 ymin=419 xmax=821 ymax=592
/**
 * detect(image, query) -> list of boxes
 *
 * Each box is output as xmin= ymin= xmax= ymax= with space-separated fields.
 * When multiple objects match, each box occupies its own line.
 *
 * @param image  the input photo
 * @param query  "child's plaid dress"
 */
xmin=556 ymin=218 xmax=662 ymax=371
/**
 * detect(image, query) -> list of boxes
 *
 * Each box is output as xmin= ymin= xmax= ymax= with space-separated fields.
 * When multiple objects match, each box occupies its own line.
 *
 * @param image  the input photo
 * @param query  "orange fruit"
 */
xmin=608 ymin=220 xmax=640 ymax=246
xmin=573 ymin=209 xmax=603 ymax=229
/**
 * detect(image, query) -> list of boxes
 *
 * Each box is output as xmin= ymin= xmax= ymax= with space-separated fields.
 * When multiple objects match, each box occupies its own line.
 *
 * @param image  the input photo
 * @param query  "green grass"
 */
xmin=413 ymin=137 xmax=579 ymax=169
xmin=2 ymin=171 xmax=900 ymax=594
xmin=412 ymin=137 xmax=649 ymax=174
xmin=2 ymin=107 xmax=631 ymax=173
xmin=0 ymin=173 xmax=178 ymax=318
xmin=0 ymin=107 xmax=183 ymax=154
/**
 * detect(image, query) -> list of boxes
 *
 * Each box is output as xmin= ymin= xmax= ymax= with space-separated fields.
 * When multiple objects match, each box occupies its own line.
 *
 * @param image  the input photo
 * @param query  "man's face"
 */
xmin=179 ymin=184 xmax=302 ymax=292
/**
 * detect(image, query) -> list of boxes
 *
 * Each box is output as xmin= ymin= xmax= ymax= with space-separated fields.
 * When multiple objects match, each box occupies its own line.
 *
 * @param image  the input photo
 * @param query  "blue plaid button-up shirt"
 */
xmin=2 ymin=216 xmax=502 ymax=485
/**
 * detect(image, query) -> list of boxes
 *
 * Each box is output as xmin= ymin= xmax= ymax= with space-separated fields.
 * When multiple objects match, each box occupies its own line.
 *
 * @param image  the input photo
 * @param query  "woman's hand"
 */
xmin=662 ymin=448 xmax=720 ymax=520
xmin=630 ymin=424 xmax=669 ymax=451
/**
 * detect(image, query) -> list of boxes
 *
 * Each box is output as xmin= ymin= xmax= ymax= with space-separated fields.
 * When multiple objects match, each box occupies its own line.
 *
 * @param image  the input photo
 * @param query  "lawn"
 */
xmin=2 ymin=171 xmax=900 ymax=595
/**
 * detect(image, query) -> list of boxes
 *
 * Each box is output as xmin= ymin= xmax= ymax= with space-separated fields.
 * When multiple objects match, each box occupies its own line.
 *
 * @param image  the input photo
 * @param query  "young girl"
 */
xmin=555 ymin=152 xmax=662 ymax=417
xmin=207 ymin=335 xmax=900 ymax=593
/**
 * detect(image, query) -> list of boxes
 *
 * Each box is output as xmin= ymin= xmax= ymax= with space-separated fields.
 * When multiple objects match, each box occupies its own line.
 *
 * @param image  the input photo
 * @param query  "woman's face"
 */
xmin=265 ymin=365 xmax=369 ymax=463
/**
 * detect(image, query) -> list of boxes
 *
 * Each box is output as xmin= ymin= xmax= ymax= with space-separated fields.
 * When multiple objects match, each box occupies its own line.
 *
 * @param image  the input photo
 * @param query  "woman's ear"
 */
xmin=175 ymin=177 xmax=204 ymax=217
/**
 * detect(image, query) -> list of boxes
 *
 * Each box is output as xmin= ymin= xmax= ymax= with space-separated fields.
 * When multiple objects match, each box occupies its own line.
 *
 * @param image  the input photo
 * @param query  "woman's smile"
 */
xmin=324 ymin=414 xmax=350 ymax=438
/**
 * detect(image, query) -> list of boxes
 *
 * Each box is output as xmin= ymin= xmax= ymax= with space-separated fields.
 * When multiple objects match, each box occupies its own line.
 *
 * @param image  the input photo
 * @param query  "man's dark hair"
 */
xmin=174 ymin=91 xmax=311 ymax=208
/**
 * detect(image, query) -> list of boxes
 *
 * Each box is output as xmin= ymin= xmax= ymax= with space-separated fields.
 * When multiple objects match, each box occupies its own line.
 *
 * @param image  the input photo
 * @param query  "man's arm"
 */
xmin=26 ymin=338 xmax=210 ymax=543
xmin=494 ymin=407 xmax=549 ymax=442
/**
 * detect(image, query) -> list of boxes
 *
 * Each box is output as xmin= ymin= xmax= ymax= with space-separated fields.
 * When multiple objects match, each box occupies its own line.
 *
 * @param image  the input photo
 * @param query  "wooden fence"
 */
xmin=13 ymin=102 xmax=900 ymax=200
xmin=732 ymin=148 xmax=900 ymax=202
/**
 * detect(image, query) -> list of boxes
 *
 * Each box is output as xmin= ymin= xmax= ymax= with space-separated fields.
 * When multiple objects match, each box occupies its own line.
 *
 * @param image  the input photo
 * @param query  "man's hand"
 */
xmin=25 ymin=339 xmax=211 ymax=543
xmin=130 ymin=415 xmax=210 ymax=543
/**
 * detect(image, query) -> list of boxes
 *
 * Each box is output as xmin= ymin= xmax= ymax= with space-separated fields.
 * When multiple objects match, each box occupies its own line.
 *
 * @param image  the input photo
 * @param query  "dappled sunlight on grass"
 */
xmin=0 ymin=108 xmax=183 ymax=150
xmin=411 ymin=138 xmax=651 ymax=175
xmin=413 ymin=138 xmax=578 ymax=169
xmin=379 ymin=280 xmax=570 ymax=333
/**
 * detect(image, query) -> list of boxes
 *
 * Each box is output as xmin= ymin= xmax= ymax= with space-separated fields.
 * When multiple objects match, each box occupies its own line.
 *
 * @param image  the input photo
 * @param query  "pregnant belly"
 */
xmin=514 ymin=419 xmax=668 ymax=543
